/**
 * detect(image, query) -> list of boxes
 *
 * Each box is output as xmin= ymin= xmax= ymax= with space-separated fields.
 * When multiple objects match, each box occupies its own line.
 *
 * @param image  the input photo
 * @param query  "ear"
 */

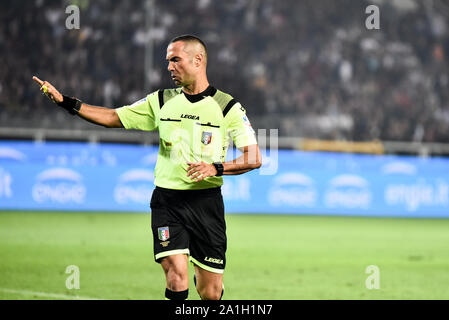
xmin=194 ymin=53 xmax=204 ymax=67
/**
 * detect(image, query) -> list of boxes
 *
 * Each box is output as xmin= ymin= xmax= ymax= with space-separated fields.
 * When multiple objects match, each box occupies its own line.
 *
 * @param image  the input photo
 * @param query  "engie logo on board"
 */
xmin=383 ymin=162 xmax=449 ymax=212
xmin=32 ymin=168 xmax=86 ymax=203
xmin=268 ymin=172 xmax=317 ymax=207
xmin=0 ymin=168 xmax=12 ymax=198
xmin=114 ymin=169 xmax=155 ymax=204
xmin=0 ymin=147 xmax=26 ymax=162
xmin=0 ymin=148 xmax=23 ymax=199
xmin=324 ymin=174 xmax=372 ymax=209
xmin=222 ymin=177 xmax=251 ymax=201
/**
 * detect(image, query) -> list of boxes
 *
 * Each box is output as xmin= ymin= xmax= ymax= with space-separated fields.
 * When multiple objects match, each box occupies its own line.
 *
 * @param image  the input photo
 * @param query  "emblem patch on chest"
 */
xmin=201 ymin=131 xmax=213 ymax=145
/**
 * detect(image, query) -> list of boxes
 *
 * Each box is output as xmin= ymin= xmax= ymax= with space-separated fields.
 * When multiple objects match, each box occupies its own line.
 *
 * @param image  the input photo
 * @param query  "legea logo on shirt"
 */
xmin=181 ymin=114 xmax=200 ymax=120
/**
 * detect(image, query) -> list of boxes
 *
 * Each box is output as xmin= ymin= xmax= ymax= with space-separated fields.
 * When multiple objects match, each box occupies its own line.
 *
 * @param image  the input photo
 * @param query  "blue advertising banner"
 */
xmin=0 ymin=141 xmax=448 ymax=217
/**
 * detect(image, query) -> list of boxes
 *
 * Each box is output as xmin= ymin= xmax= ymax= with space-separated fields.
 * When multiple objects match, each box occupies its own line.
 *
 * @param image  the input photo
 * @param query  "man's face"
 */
xmin=166 ymin=41 xmax=196 ymax=87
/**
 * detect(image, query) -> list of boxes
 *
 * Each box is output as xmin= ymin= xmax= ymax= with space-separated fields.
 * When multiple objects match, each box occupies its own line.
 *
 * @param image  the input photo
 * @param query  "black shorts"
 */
xmin=150 ymin=186 xmax=227 ymax=274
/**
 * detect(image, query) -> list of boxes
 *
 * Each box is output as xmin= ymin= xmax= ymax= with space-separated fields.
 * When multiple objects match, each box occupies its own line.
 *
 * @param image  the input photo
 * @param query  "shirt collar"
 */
xmin=183 ymin=86 xmax=217 ymax=103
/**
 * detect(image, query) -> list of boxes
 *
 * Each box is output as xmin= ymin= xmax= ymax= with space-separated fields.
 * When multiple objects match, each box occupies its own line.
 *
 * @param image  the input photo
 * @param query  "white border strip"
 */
xmin=189 ymin=257 xmax=224 ymax=274
xmin=155 ymin=249 xmax=190 ymax=261
xmin=0 ymin=288 xmax=103 ymax=300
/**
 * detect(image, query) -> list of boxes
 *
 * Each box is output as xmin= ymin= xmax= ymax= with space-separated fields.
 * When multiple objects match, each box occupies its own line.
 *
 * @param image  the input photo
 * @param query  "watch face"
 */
xmin=214 ymin=163 xmax=223 ymax=176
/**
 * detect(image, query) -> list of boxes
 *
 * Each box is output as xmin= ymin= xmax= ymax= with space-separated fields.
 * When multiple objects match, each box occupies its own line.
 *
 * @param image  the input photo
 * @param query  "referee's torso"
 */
xmin=116 ymin=85 xmax=257 ymax=190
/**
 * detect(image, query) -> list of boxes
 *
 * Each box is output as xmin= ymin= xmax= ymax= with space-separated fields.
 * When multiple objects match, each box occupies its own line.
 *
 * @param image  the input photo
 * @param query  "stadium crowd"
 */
xmin=1 ymin=0 xmax=448 ymax=142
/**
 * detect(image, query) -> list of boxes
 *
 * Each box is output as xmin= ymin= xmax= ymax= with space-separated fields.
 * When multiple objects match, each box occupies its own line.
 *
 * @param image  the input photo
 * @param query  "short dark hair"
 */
xmin=170 ymin=34 xmax=208 ymax=57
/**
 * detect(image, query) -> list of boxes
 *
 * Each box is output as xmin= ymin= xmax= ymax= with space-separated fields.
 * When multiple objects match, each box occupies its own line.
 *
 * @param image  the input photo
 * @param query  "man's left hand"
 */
xmin=187 ymin=162 xmax=218 ymax=182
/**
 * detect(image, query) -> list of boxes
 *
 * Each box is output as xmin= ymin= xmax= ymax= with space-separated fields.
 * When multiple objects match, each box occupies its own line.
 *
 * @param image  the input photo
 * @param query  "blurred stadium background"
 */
xmin=1 ymin=0 xmax=449 ymax=300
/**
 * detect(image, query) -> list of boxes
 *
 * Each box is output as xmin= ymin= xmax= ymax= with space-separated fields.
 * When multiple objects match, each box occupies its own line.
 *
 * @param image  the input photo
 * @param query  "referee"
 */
xmin=33 ymin=35 xmax=262 ymax=300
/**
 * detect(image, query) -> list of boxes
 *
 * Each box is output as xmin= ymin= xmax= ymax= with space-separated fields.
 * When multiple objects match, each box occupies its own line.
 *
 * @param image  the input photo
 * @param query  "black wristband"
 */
xmin=213 ymin=162 xmax=224 ymax=176
xmin=57 ymin=95 xmax=82 ymax=115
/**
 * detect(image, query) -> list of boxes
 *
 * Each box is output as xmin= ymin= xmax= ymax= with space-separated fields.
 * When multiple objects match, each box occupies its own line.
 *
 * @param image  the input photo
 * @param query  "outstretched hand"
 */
xmin=187 ymin=162 xmax=218 ymax=182
xmin=32 ymin=76 xmax=63 ymax=104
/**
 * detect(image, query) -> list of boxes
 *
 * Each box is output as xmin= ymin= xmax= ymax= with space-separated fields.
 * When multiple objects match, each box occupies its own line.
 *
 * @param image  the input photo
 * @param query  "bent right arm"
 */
xmin=32 ymin=76 xmax=123 ymax=129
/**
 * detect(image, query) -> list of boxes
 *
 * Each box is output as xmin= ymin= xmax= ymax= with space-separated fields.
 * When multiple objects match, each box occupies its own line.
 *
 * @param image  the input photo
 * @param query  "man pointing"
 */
xmin=33 ymin=35 xmax=262 ymax=300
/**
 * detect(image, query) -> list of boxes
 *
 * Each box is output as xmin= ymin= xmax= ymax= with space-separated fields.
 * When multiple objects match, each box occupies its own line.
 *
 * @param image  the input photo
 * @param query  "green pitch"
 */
xmin=0 ymin=211 xmax=448 ymax=300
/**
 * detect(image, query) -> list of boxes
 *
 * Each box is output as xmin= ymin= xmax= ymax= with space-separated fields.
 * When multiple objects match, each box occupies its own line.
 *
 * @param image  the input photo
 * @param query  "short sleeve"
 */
xmin=116 ymin=91 xmax=160 ymax=131
xmin=225 ymin=103 xmax=258 ymax=148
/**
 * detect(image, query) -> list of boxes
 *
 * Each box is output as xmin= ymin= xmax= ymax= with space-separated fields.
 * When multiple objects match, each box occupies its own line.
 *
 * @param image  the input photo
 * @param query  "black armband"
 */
xmin=213 ymin=162 xmax=224 ymax=176
xmin=57 ymin=95 xmax=82 ymax=115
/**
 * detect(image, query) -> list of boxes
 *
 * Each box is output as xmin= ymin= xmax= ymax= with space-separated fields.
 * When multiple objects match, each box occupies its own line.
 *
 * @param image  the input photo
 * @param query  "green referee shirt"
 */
xmin=116 ymin=86 xmax=258 ymax=190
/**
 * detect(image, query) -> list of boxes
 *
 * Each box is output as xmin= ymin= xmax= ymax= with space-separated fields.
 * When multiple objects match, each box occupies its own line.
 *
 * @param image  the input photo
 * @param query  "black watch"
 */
xmin=213 ymin=162 xmax=224 ymax=176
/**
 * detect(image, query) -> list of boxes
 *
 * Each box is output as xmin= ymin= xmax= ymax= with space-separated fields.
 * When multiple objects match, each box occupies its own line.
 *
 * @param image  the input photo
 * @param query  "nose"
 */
xmin=167 ymin=61 xmax=174 ymax=72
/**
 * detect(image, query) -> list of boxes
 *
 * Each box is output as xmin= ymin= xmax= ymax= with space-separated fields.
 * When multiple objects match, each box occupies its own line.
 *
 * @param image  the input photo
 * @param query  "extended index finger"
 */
xmin=32 ymin=76 xmax=44 ymax=87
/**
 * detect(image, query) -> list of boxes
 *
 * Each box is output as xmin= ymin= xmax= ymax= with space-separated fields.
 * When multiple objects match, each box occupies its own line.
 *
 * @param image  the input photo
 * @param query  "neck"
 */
xmin=182 ymin=77 xmax=210 ymax=95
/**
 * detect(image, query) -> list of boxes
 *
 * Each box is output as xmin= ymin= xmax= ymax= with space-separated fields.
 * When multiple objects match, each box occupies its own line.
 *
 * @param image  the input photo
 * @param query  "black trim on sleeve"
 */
xmin=222 ymin=99 xmax=237 ymax=117
xmin=158 ymin=89 xmax=165 ymax=109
